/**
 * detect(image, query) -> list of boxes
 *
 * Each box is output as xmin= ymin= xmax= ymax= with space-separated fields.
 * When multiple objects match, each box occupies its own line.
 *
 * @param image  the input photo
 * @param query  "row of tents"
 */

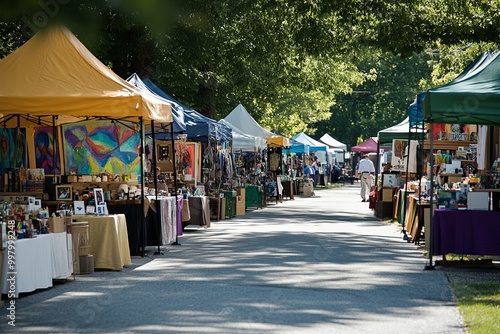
xmin=0 ymin=24 xmax=417 ymax=171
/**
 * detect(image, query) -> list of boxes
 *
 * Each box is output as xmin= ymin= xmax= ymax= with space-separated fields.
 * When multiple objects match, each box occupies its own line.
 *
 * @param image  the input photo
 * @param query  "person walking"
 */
xmin=357 ymin=154 xmax=375 ymax=202
xmin=311 ymin=156 xmax=319 ymax=186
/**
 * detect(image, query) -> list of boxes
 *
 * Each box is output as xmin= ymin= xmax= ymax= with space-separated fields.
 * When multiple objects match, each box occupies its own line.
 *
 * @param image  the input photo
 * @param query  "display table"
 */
xmin=432 ymin=209 xmax=500 ymax=256
xmin=107 ymin=200 xmax=143 ymax=256
xmin=183 ymin=196 xmax=210 ymax=227
xmin=72 ymin=214 xmax=131 ymax=270
xmin=245 ymin=185 xmax=262 ymax=209
xmin=0 ymin=234 xmax=53 ymax=298
xmin=50 ymin=232 xmax=73 ymax=279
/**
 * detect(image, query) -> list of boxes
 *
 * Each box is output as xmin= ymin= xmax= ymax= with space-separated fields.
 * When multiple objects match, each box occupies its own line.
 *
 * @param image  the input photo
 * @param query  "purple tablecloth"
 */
xmin=433 ymin=209 xmax=500 ymax=255
xmin=176 ymin=196 xmax=183 ymax=236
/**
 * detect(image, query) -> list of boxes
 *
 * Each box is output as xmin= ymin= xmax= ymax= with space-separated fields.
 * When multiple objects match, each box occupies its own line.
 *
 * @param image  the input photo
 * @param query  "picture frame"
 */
xmin=96 ymin=203 xmax=106 ymax=216
xmin=94 ymin=188 xmax=104 ymax=205
xmin=73 ymin=200 xmax=85 ymax=215
xmin=55 ymin=185 xmax=72 ymax=201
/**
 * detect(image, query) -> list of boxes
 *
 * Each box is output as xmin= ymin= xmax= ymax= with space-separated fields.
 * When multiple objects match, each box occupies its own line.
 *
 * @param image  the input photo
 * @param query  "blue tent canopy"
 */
xmin=291 ymin=132 xmax=328 ymax=152
xmin=141 ymin=78 xmax=232 ymax=142
xmin=284 ymin=138 xmax=309 ymax=154
xmin=126 ymin=73 xmax=186 ymax=133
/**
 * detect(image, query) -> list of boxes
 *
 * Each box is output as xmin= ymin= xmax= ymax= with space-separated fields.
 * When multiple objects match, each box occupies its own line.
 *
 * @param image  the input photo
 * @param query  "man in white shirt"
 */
xmin=311 ymin=156 xmax=319 ymax=185
xmin=357 ymin=154 xmax=375 ymax=202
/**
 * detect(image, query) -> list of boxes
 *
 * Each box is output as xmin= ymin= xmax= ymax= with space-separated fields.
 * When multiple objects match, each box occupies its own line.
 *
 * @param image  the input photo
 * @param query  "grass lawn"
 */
xmin=451 ymin=282 xmax=500 ymax=334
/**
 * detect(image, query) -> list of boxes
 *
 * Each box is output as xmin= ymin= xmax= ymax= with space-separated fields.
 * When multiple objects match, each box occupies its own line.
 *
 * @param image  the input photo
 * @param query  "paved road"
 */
xmin=1 ymin=184 xmax=465 ymax=333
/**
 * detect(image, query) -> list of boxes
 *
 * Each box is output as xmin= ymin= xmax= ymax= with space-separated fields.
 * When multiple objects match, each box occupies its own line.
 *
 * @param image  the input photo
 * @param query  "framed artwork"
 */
xmin=62 ymin=120 xmax=140 ymax=175
xmin=56 ymin=185 xmax=72 ymax=201
xmin=94 ymin=188 xmax=104 ymax=204
xmin=96 ymin=203 xmax=106 ymax=216
xmin=0 ymin=128 xmax=27 ymax=174
xmin=34 ymin=127 xmax=60 ymax=175
xmin=73 ymin=201 xmax=85 ymax=215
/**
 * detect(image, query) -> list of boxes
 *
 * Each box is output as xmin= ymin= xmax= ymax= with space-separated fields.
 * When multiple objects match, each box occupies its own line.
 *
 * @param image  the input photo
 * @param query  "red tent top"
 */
xmin=350 ymin=137 xmax=378 ymax=153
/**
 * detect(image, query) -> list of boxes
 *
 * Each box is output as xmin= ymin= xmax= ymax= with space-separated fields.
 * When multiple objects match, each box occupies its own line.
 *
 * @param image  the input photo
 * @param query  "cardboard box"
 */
xmin=382 ymin=188 xmax=394 ymax=202
xmin=48 ymin=216 xmax=66 ymax=233
xmin=67 ymin=175 xmax=78 ymax=182
xmin=236 ymin=196 xmax=245 ymax=216
xmin=237 ymin=188 xmax=246 ymax=206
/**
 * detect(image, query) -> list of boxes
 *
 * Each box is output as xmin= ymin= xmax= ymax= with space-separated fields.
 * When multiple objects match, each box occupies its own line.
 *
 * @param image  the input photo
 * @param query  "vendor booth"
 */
xmin=224 ymin=104 xmax=290 ymax=205
xmin=319 ymin=134 xmax=348 ymax=183
xmin=291 ymin=132 xmax=329 ymax=186
xmin=0 ymin=25 xmax=173 ymax=295
xmin=423 ymin=50 xmax=500 ymax=267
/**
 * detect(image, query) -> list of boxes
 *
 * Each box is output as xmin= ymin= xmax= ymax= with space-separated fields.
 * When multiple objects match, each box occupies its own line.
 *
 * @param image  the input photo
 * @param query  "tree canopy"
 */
xmin=1 ymin=1 xmax=499 ymax=147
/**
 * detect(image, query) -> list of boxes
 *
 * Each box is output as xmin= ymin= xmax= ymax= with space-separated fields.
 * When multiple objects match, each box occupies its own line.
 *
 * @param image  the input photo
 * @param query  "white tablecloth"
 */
xmin=0 ymin=234 xmax=53 ymax=298
xmin=50 ymin=232 xmax=73 ymax=279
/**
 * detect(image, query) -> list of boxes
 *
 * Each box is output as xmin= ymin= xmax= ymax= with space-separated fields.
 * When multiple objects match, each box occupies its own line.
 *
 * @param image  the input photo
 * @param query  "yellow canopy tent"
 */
xmin=0 ymin=25 xmax=171 ymax=123
xmin=266 ymin=136 xmax=290 ymax=148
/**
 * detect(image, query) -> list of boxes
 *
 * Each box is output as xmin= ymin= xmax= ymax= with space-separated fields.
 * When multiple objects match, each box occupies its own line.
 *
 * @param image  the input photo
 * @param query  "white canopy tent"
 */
xmin=224 ymin=104 xmax=290 ymax=147
xmin=319 ymin=133 xmax=347 ymax=164
xmin=218 ymin=118 xmax=267 ymax=151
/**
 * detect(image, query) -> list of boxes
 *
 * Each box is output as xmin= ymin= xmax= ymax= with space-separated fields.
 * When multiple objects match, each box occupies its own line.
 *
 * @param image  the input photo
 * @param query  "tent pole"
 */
xmin=151 ymin=120 xmax=164 ymax=255
xmin=375 ymin=141 xmax=380 ymax=184
xmin=425 ymin=121 xmax=435 ymax=270
xmin=139 ymin=117 xmax=147 ymax=257
xmin=171 ymin=122 xmax=181 ymax=246
xmin=401 ymin=122 xmax=412 ymax=241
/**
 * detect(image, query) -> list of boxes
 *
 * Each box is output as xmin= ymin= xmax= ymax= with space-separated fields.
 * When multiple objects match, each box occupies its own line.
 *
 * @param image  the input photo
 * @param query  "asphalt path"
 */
xmin=0 ymin=184 xmax=465 ymax=333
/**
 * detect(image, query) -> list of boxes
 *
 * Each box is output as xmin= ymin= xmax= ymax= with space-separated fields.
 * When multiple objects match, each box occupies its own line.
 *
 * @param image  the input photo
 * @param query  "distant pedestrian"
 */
xmin=357 ymin=154 xmax=375 ymax=202
xmin=304 ymin=162 xmax=315 ymax=184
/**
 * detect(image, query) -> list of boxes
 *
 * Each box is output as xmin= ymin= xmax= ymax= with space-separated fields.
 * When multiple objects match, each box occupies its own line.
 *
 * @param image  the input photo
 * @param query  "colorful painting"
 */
xmin=34 ymin=127 xmax=61 ymax=175
xmin=0 ymin=128 xmax=27 ymax=174
xmin=185 ymin=143 xmax=196 ymax=179
xmin=62 ymin=120 xmax=141 ymax=176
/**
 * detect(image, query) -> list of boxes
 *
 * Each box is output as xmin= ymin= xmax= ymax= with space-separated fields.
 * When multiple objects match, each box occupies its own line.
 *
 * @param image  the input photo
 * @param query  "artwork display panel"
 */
xmin=34 ymin=126 xmax=61 ymax=175
xmin=0 ymin=128 xmax=27 ymax=174
xmin=62 ymin=120 xmax=141 ymax=176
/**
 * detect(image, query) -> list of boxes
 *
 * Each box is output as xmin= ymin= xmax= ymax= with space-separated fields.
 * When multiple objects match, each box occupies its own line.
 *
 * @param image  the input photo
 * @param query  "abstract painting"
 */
xmin=0 ymin=128 xmax=27 ymax=174
xmin=62 ymin=120 xmax=141 ymax=176
xmin=34 ymin=126 xmax=61 ymax=175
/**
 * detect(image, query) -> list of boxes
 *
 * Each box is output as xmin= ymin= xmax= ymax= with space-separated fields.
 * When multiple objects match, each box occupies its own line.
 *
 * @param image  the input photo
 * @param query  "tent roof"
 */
xmin=350 ymin=137 xmax=378 ymax=153
xmin=126 ymin=73 xmax=185 ymax=132
xmin=377 ymin=117 xmax=426 ymax=145
xmin=423 ymin=50 xmax=500 ymax=125
xmin=219 ymin=119 xmax=266 ymax=151
xmin=291 ymin=132 xmax=328 ymax=152
xmin=0 ymin=25 xmax=171 ymax=123
xmin=284 ymin=138 xmax=309 ymax=154
xmin=224 ymin=104 xmax=290 ymax=146
xmin=141 ymin=78 xmax=231 ymax=142
xmin=319 ymin=134 xmax=347 ymax=151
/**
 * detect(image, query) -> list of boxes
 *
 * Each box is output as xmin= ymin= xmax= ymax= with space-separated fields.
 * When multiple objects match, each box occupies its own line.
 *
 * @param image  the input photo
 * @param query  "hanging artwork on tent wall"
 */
xmin=62 ymin=120 xmax=141 ymax=176
xmin=391 ymin=139 xmax=418 ymax=173
xmin=34 ymin=126 xmax=61 ymax=175
xmin=0 ymin=128 xmax=27 ymax=174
